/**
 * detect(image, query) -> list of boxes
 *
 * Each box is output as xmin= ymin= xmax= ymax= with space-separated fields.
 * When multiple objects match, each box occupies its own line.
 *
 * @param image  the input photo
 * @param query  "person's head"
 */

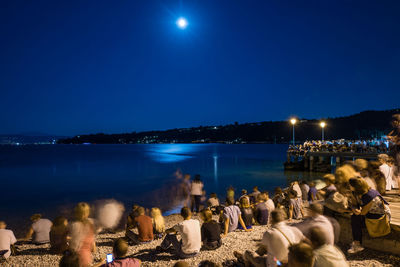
xmin=180 ymin=207 xmax=191 ymax=220
xmin=354 ymin=159 xmax=368 ymax=171
xmin=335 ymin=164 xmax=357 ymax=184
xmin=131 ymin=204 xmax=139 ymax=212
xmin=240 ymin=197 xmax=250 ymax=208
xmin=200 ymin=209 xmax=213 ymax=223
xmin=309 ymin=181 xmax=315 ymax=187
xmin=52 ymin=216 xmax=68 ymax=228
xmin=226 ymin=196 xmax=235 ymax=206
xmin=288 ymin=242 xmax=314 ymax=267
xmin=184 ymin=174 xmax=191 ymax=180
xmin=210 ymin=193 xmax=217 ymax=198
xmin=112 ymin=238 xmax=129 ymax=258
xmin=137 ymin=207 xmax=145 ymax=215
xmin=0 ymin=221 xmax=6 ymax=229
xmin=151 ymin=207 xmax=162 ymax=218
xmin=378 ymin=154 xmax=389 ymax=164
xmin=194 ymin=174 xmax=201 ymax=182
xmin=270 ymin=209 xmax=285 ymax=225
xmin=241 ymin=189 xmax=247 ymax=195
xmin=257 ymin=193 xmax=267 ymax=202
xmin=349 ymin=178 xmax=369 ymax=195
xmin=309 ymin=203 xmax=323 ymax=216
xmin=30 ymin=213 xmax=42 ymax=222
xmin=151 ymin=207 xmax=165 ymax=233
xmin=323 ymin=174 xmax=335 ymax=185
xmin=59 ymin=250 xmax=80 ymax=267
xmin=253 ymin=186 xmax=259 ymax=192
xmin=310 ymin=227 xmax=328 ymax=249
xmin=274 ymin=187 xmax=283 ymax=194
xmin=198 ymin=260 xmax=220 ymax=267
xmin=74 ymin=202 xmax=90 ymax=222
xmin=173 ymin=261 xmax=189 ymax=267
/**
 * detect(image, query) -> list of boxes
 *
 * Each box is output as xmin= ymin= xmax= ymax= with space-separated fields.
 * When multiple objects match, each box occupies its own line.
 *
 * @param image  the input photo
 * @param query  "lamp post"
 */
xmin=290 ymin=118 xmax=297 ymax=145
xmin=320 ymin=121 xmax=326 ymax=142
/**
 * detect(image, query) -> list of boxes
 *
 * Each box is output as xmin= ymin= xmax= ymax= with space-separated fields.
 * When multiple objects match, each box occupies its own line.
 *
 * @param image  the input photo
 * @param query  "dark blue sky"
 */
xmin=1 ymin=1 xmax=400 ymax=136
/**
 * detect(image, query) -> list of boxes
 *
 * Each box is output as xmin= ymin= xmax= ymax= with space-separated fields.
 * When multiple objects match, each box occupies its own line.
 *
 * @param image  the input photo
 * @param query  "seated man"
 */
xmin=254 ymin=194 xmax=269 ymax=225
xmin=221 ymin=197 xmax=249 ymax=235
xmin=310 ymin=227 xmax=348 ymax=267
xmin=157 ymin=207 xmax=201 ymax=258
xmin=294 ymin=203 xmax=336 ymax=245
xmin=234 ymin=209 xmax=305 ymax=267
xmin=0 ymin=221 xmax=17 ymax=260
xmin=200 ymin=209 xmax=222 ymax=250
xmin=25 ymin=214 xmax=52 ymax=244
xmin=126 ymin=207 xmax=153 ymax=245
xmin=98 ymin=238 xmax=141 ymax=267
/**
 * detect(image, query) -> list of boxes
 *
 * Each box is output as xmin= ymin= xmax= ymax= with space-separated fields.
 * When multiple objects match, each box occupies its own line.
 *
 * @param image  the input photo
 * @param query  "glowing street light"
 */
xmin=320 ymin=121 xmax=326 ymax=141
xmin=290 ymin=118 xmax=297 ymax=145
xmin=176 ymin=17 xmax=188 ymax=29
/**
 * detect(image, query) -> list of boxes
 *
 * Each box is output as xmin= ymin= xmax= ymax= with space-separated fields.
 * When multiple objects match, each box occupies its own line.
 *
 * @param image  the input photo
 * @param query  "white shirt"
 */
xmin=0 ymin=229 xmax=17 ymax=258
xmin=32 ymin=218 xmax=52 ymax=243
xmin=313 ymin=244 xmax=349 ymax=267
xmin=173 ymin=219 xmax=201 ymax=254
xmin=190 ymin=182 xmax=203 ymax=196
xmin=292 ymin=183 xmax=302 ymax=199
xmin=262 ymin=222 xmax=304 ymax=267
xmin=266 ymin=199 xmax=275 ymax=212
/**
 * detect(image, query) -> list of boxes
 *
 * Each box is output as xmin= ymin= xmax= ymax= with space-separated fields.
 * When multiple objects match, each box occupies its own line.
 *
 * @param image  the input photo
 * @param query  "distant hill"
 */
xmin=58 ymin=109 xmax=400 ymax=144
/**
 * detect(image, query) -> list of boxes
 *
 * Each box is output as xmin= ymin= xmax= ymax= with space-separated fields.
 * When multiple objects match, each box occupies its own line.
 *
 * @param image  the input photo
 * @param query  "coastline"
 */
xmin=4 ymin=213 xmax=400 ymax=267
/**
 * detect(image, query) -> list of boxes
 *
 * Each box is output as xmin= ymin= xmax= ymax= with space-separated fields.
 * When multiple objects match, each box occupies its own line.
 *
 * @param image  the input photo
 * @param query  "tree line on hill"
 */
xmin=58 ymin=109 xmax=400 ymax=144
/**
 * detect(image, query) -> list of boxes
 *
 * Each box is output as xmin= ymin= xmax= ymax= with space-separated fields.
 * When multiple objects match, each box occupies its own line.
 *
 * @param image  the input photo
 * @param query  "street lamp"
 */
xmin=290 ymin=118 xmax=297 ymax=145
xmin=320 ymin=121 xmax=326 ymax=141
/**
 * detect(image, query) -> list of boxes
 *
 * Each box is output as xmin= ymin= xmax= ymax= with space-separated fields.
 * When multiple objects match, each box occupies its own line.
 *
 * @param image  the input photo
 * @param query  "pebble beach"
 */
xmin=4 ymin=213 xmax=400 ymax=267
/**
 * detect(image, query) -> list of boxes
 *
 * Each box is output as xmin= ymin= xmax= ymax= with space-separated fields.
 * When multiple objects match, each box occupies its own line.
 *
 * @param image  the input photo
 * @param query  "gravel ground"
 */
xmin=4 ymin=214 xmax=400 ymax=267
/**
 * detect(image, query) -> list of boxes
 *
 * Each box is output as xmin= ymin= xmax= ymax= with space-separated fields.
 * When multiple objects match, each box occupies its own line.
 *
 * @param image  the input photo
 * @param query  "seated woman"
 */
xmin=151 ymin=207 xmax=165 ymax=239
xmin=200 ymin=209 xmax=222 ymax=250
xmin=207 ymin=193 xmax=221 ymax=215
xmin=288 ymin=190 xmax=304 ymax=220
xmin=348 ymin=178 xmax=391 ymax=254
xmin=239 ymin=197 xmax=253 ymax=230
xmin=50 ymin=216 xmax=69 ymax=254
xmin=254 ymin=194 xmax=269 ymax=225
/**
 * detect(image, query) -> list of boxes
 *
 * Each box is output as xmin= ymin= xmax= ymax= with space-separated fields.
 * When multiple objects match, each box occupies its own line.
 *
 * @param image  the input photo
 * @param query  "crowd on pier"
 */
xmin=287 ymin=139 xmax=390 ymax=156
xmin=0 ymin=150 xmax=399 ymax=267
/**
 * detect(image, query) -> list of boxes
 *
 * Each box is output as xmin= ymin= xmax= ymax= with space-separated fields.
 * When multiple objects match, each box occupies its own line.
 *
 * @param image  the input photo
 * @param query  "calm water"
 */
xmin=0 ymin=144 xmax=320 ymax=229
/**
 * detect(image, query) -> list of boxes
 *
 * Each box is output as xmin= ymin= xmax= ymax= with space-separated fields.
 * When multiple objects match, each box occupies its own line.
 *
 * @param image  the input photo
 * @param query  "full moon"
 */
xmin=176 ymin=17 xmax=188 ymax=29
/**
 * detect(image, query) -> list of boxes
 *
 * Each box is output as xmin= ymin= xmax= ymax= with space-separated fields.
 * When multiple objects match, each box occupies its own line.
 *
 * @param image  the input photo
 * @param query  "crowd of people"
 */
xmin=287 ymin=139 xmax=390 ymax=157
xmin=0 ymin=155 xmax=398 ymax=267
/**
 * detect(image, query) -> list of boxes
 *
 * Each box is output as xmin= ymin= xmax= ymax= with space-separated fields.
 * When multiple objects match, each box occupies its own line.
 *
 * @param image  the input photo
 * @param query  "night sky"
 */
xmin=1 ymin=1 xmax=400 ymax=136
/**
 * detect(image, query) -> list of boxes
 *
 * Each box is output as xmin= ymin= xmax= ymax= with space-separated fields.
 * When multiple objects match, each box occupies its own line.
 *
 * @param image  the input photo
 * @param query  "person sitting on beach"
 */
xmin=207 ymin=193 xmax=220 ymax=214
xmin=264 ymin=192 xmax=275 ymax=212
xmin=291 ymin=181 xmax=302 ymax=200
xmin=319 ymin=174 xmax=337 ymax=199
xmin=151 ymin=207 xmax=165 ymax=239
xmin=98 ymin=238 xmax=141 ymax=267
xmin=126 ymin=204 xmax=140 ymax=234
xmin=200 ymin=209 xmax=222 ymax=250
xmin=220 ymin=197 xmax=250 ymax=235
xmin=0 ymin=221 xmax=17 ymax=260
xmin=287 ymin=242 xmax=314 ymax=267
xmin=239 ymin=197 xmax=253 ymax=230
xmin=69 ymin=202 xmax=96 ymax=267
xmin=25 ymin=213 xmax=52 ymax=244
xmin=300 ymin=181 xmax=310 ymax=203
xmin=157 ymin=207 xmax=201 ymax=258
xmin=248 ymin=186 xmax=261 ymax=204
xmin=272 ymin=187 xmax=285 ymax=207
xmin=288 ymin=190 xmax=304 ymax=220
xmin=238 ymin=189 xmax=249 ymax=203
xmin=126 ymin=207 xmax=153 ymax=245
xmin=234 ymin=209 xmax=305 ymax=267
xmin=310 ymin=227 xmax=348 ymax=267
xmin=50 ymin=216 xmax=69 ymax=254
xmin=254 ymin=194 xmax=269 ymax=225
xmin=293 ymin=203 xmax=335 ymax=245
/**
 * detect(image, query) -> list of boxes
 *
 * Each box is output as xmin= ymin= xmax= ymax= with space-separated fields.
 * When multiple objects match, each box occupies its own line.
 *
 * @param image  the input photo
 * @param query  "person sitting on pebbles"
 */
xmin=0 ymin=221 xmax=17 ymax=261
xmin=234 ymin=209 xmax=305 ymax=267
xmin=94 ymin=238 xmax=141 ymax=267
xmin=220 ymin=197 xmax=251 ymax=236
xmin=157 ymin=207 xmax=201 ymax=259
xmin=25 ymin=213 xmax=52 ymax=245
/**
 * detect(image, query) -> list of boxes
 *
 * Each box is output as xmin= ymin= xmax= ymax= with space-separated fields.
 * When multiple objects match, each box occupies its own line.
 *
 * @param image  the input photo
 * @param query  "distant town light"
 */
xmin=290 ymin=118 xmax=297 ymax=125
xmin=320 ymin=121 xmax=326 ymax=128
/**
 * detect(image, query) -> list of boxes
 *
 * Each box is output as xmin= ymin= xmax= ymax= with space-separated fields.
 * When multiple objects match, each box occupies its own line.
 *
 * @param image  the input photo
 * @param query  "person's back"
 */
xmin=0 ymin=221 xmax=16 ymax=259
xmin=32 ymin=218 xmax=52 ymax=244
xmin=175 ymin=219 xmax=201 ymax=254
xmin=102 ymin=238 xmax=141 ymax=267
xmin=223 ymin=204 xmax=241 ymax=232
xmin=135 ymin=214 xmax=153 ymax=242
xmin=240 ymin=207 xmax=253 ymax=228
xmin=50 ymin=216 xmax=68 ymax=254
xmin=255 ymin=201 xmax=269 ymax=225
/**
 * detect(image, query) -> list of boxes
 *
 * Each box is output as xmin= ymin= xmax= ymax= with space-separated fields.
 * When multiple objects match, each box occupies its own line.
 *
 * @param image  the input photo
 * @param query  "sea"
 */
xmin=0 ymin=144 xmax=322 ymax=231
